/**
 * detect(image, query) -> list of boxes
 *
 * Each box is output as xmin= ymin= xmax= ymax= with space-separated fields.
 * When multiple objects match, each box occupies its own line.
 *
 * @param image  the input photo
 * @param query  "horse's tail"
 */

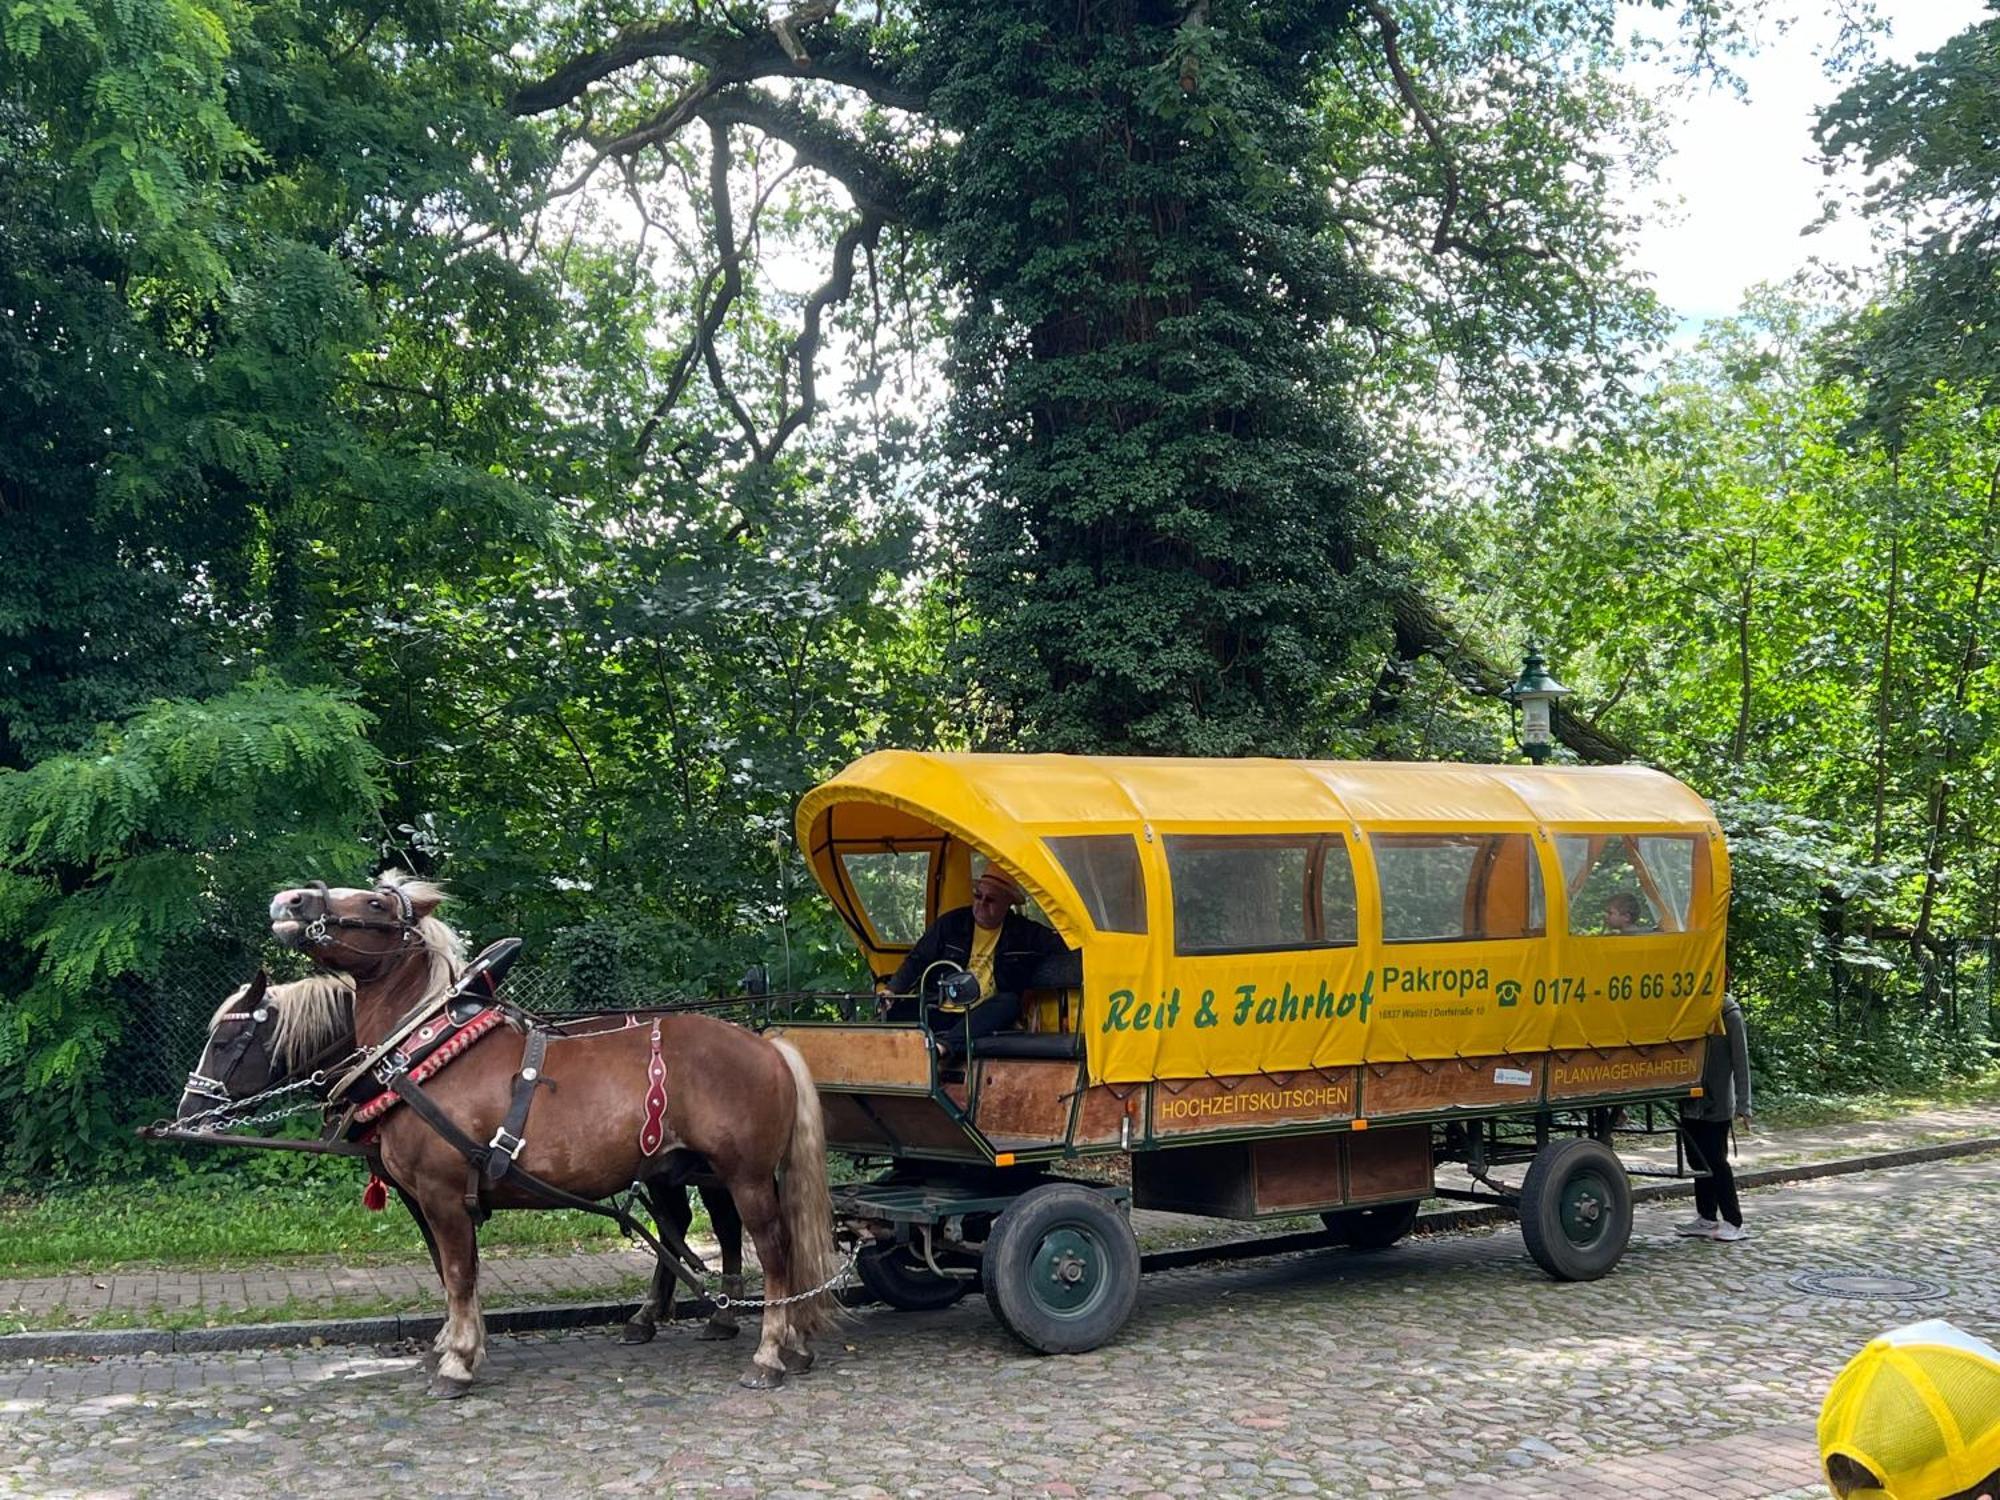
xmin=770 ymin=1036 xmax=840 ymax=1340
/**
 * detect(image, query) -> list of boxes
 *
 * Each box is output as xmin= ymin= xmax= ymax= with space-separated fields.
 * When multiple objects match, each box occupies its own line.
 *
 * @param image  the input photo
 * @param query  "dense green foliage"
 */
xmin=2 ymin=0 xmax=1996 ymax=1180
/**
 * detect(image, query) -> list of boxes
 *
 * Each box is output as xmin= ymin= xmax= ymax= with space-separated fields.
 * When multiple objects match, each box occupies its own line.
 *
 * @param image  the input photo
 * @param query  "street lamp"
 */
xmin=1502 ymin=644 xmax=1571 ymax=765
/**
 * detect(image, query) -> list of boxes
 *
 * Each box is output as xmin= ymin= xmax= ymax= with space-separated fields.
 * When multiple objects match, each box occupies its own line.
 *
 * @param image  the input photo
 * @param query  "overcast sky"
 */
xmin=1630 ymin=1 xmax=1987 ymax=333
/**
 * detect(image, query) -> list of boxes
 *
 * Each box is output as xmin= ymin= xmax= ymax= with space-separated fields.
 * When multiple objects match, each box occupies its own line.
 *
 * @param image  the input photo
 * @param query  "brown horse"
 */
xmin=174 ymin=969 xmax=750 ymax=1349
xmin=265 ymin=872 xmax=838 ymax=1395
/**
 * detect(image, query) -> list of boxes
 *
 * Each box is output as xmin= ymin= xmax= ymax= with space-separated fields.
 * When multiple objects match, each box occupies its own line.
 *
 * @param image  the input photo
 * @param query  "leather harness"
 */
xmin=321 ymin=930 xmax=711 ymax=1298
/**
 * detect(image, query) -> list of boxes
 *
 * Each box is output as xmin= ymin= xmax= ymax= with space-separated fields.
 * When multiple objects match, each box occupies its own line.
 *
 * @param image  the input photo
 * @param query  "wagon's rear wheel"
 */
xmin=1519 ymin=1137 xmax=1632 ymax=1281
xmin=1321 ymin=1199 xmax=1420 ymax=1251
xmin=981 ymin=1183 xmax=1139 ymax=1355
xmin=855 ymin=1241 xmax=975 ymax=1311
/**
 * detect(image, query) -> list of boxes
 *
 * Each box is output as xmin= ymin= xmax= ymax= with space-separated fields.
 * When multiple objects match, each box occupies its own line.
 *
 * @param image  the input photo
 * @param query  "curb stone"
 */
xmin=6 ymin=1133 xmax=1995 ymax=1362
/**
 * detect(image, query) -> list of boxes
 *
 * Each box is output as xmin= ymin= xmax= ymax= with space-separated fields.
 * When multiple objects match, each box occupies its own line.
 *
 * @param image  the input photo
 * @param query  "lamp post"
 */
xmin=1502 ymin=645 xmax=1571 ymax=765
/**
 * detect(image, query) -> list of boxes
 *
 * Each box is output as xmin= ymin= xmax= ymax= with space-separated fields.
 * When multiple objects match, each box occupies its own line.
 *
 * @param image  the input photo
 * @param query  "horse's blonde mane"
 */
xmin=377 ymin=869 xmax=466 ymax=995
xmin=210 ymin=974 xmax=356 ymax=1070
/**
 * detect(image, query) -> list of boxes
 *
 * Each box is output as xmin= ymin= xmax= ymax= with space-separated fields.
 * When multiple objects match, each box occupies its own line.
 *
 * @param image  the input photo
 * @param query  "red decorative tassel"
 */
xmin=362 ymin=1174 xmax=389 ymax=1211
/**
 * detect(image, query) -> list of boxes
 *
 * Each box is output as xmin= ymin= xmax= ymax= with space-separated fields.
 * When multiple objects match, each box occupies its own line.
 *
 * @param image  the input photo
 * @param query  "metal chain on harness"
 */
xmin=611 ymin=1189 xmax=858 ymax=1311
xmin=171 ymin=1056 xmax=360 ymax=1133
xmin=711 ymin=1249 xmax=859 ymax=1311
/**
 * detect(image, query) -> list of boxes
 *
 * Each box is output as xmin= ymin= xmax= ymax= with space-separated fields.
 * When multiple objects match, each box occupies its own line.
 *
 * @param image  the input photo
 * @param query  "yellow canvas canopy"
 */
xmin=799 ymin=752 xmax=1729 ymax=1086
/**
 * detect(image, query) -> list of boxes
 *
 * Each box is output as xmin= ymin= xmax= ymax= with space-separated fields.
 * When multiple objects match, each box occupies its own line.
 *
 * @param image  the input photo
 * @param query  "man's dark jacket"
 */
xmin=886 ymin=908 xmax=1074 ymax=1001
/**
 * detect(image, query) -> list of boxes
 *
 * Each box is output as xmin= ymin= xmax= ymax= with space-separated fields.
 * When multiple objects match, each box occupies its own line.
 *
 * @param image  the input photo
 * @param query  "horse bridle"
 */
xmin=184 ymin=1001 xmax=357 ymax=1106
xmin=294 ymin=881 xmax=421 ymax=950
xmin=183 ymin=1002 xmax=273 ymax=1103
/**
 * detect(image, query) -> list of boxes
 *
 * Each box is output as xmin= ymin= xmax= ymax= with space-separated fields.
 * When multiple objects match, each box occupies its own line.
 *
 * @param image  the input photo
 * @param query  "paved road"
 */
xmin=6 ymin=1152 xmax=1995 ymax=1499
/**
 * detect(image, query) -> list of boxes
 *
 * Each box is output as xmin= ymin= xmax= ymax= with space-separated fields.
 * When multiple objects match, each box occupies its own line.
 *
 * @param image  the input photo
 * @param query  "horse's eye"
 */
xmin=368 ymin=898 xmax=383 ymax=910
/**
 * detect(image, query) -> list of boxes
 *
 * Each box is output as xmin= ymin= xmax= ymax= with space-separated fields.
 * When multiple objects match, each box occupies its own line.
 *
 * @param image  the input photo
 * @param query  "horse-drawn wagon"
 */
xmin=777 ymin=751 xmax=1729 ymax=1355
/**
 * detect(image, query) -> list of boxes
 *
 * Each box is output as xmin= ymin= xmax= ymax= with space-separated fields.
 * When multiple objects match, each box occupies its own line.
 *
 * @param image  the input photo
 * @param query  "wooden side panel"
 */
xmin=1363 ymin=1056 xmax=1544 ymax=1116
xmin=972 ymin=1060 xmax=1076 ymax=1144
xmin=1344 ymin=1125 xmax=1433 ymax=1202
xmin=767 ymin=1026 xmax=931 ymax=1092
xmin=1132 ymin=1143 xmax=1254 ymax=1217
xmin=819 ymin=1092 xmax=980 ymax=1156
xmin=1250 ymin=1135 xmax=1344 ymax=1213
xmin=1151 ymin=1071 xmax=1357 ymax=1138
xmin=1073 ymin=1085 xmax=1140 ymax=1147
xmin=1545 ymin=1041 xmax=1702 ymax=1101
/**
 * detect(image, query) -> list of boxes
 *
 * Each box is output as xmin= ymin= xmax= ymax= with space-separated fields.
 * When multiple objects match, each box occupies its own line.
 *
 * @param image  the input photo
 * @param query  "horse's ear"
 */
xmin=245 ymin=969 xmax=270 ymax=1007
xmin=378 ymin=876 xmax=446 ymax=924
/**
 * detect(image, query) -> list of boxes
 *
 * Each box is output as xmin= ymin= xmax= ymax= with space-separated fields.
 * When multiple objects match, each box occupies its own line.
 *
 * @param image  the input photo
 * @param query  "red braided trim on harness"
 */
xmin=351 ymin=1009 xmax=506 ymax=1126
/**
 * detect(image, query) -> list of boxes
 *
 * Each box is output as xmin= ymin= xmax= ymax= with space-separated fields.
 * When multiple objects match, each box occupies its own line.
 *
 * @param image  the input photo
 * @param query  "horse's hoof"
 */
xmin=695 ymin=1320 xmax=740 ymax=1342
xmin=619 ymin=1320 xmax=657 ymax=1345
xmin=428 ymin=1374 xmax=473 ymax=1400
xmin=779 ymin=1347 xmax=815 ymax=1375
xmin=737 ymin=1363 xmax=786 ymax=1390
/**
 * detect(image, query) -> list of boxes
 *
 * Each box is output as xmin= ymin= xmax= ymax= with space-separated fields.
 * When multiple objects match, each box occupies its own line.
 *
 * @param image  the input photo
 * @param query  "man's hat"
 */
xmin=972 ymin=864 xmax=1027 ymax=906
xmin=1819 ymin=1320 xmax=2000 ymax=1499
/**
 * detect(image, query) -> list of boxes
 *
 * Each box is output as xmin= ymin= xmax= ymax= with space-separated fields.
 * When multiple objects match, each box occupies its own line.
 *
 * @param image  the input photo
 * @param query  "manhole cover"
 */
xmin=1788 ymin=1269 xmax=1950 ymax=1302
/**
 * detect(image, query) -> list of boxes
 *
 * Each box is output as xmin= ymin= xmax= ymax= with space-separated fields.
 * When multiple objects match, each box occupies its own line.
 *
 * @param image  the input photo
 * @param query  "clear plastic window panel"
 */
xmin=1167 ymin=838 xmax=1312 ymax=954
xmin=1043 ymin=834 xmax=1148 ymax=934
xmin=1372 ymin=834 xmax=1544 ymax=943
xmin=1319 ymin=840 xmax=1360 ymax=945
xmin=839 ymin=850 xmax=932 ymax=946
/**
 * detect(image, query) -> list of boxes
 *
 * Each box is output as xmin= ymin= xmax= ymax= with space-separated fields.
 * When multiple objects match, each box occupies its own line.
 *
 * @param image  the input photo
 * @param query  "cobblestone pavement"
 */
xmin=8 ymin=1099 xmax=1997 ymax=1333
xmin=6 ymin=1150 xmax=1995 ymax=1499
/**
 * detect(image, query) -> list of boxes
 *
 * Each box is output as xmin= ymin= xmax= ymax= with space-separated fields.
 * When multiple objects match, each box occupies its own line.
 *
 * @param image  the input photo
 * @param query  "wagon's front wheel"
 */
xmin=981 ymin=1184 xmax=1138 ymax=1355
xmin=1519 ymin=1137 xmax=1632 ymax=1282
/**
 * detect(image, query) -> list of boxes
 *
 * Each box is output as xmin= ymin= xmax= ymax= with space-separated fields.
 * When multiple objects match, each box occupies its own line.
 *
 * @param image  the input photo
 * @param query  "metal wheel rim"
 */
xmin=1027 ymin=1224 xmax=1109 ymax=1318
xmin=1558 ymin=1168 xmax=1613 ymax=1249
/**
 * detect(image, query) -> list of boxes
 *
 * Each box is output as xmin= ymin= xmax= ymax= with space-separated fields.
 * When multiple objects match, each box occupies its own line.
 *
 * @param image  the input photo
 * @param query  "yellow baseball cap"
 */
xmin=1819 ymin=1320 xmax=2000 ymax=1500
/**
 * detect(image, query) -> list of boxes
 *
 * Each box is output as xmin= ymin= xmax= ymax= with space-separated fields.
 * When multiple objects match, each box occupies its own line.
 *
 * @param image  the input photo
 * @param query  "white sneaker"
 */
xmin=1674 ymin=1217 xmax=1719 ymax=1238
xmin=1711 ymin=1222 xmax=1750 ymax=1243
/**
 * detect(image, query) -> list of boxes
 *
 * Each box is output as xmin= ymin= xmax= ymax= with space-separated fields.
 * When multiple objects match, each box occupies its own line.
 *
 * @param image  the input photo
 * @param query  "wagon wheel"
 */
xmin=855 ymin=1241 xmax=976 ymax=1312
xmin=981 ymin=1183 xmax=1139 ymax=1355
xmin=1519 ymin=1137 xmax=1632 ymax=1282
xmin=1321 ymin=1199 xmax=1420 ymax=1252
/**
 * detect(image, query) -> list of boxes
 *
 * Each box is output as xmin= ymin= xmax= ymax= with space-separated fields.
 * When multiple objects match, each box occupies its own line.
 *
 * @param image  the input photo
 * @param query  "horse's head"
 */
xmin=176 ymin=970 xmax=355 ymax=1121
xmin=269 ymin=873 xmax=450 ymax=973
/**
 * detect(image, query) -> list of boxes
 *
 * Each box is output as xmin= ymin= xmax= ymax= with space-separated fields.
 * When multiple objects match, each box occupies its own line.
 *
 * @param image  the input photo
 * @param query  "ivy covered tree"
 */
xmin=507 ymin=0 xmax=1691 ymax=756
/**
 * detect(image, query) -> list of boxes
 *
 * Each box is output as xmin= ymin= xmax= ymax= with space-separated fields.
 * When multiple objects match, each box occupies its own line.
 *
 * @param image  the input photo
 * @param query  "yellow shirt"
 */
xmin=966 ymin=921 xmax=1001 ymax=1004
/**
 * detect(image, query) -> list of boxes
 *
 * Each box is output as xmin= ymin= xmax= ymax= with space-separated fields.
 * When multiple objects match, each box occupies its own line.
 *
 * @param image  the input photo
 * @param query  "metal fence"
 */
xmin=112 ymin=951 xmax=620 ymax=1113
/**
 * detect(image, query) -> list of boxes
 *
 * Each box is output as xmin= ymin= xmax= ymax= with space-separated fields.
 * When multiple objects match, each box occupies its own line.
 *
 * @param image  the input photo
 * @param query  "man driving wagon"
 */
xmin=877 ymin=864 xmax=1071 ymax=1053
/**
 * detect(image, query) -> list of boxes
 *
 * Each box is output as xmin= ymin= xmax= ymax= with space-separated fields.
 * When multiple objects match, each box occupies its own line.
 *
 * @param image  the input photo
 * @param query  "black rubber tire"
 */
xmin=981 ymin=1183 xmax=1140 ymax=1355
xmin=854 ymin=1241 xmax=975 ymax=1311
xmin=1321 ymin=1199 xmax=1421 ymax=1251
xmin=1519 ymin=1136 xmax=1633 ymax=1282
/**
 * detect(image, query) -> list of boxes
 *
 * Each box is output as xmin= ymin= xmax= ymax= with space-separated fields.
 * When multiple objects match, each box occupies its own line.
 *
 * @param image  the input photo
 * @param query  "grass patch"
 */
xmin=0 ymin=1174 xmax=683 ymax=1275
xmin=1754 ymin=1067 xmax=2000 ymax=1133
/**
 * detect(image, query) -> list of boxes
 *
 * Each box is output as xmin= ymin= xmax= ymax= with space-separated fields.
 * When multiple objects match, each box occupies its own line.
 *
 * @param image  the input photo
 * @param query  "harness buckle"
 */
xmin=488 ymin=1125 xmax=526 ymax=1160
xmin=374 ymin=1051 xmax=410 ymax=1086
xmin=304 ymin=914 xmax=331 ymax=946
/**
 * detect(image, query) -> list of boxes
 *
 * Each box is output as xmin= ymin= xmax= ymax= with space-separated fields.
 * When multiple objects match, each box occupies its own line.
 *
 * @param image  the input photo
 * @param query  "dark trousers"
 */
xmin=1681 ymin=1115 xmax=1741 ymax=1226
xmin=884 ymin=992 xmax=1023 ymax=1052
xmin=925 ymin=992 xmax=1022 ymax=1053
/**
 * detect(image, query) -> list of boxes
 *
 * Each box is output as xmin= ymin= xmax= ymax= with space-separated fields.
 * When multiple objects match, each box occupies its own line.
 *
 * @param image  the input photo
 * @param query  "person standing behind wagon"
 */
xmin=1675 ymin=983 xmax=1754 ymax=1242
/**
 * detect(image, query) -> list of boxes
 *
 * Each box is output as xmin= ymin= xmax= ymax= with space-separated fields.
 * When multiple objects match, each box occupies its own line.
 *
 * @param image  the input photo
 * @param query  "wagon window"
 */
xmin=1372 ymin=833 xmax=1545 ymax=944
xmin=1638 ymin=837 xmax=1698 ymax=929
xmin=1556 ymin=835 xmax=1698 ymax=934
xmin=1166 ymin=835 xmax=1354 ymax=955
xmin=1044 ymin=835 xmax=1147 ymax=934
xmin=839 ymin=851 xmax=932 ymax=946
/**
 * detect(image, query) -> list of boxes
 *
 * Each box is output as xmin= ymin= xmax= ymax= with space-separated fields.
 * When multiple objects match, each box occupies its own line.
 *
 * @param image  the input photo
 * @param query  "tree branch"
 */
xmin=510 ymin=16 xmax=926 ymax=117
xmin=692 ymin=87 xmax=914 ymax=221
xmin=1387 ymin=588 xmax=1639 ymax=765
xmin=760 ymin=210 xmax=885 ymax=463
